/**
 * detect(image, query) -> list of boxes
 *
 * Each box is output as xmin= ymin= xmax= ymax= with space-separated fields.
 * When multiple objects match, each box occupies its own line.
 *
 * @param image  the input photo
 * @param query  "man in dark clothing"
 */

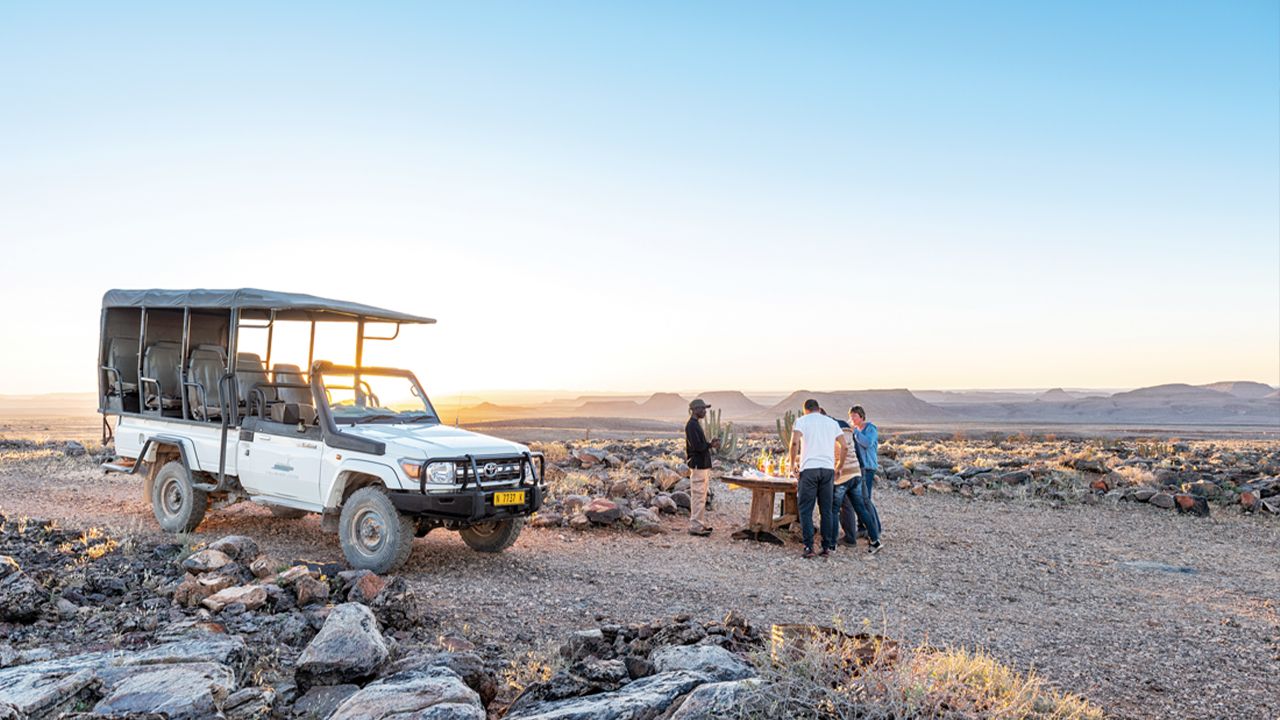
xmin=685 ymin=398 xmax=720 ymax=536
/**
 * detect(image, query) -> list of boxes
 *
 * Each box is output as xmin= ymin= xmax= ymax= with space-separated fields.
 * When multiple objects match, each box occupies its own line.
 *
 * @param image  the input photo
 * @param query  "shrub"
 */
xmin=731 ymin=626 xmax=1102 ymax=720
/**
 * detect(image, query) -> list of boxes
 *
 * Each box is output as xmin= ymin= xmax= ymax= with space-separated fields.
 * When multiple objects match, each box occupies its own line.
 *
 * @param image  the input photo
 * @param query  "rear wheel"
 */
xmin=338 ymin=486 xmax=415 ymax=572
xmin=147 ymin=460 xmax=208 ymax=533
xmin=459 ymin=517 xmax=524 ymax=553
xmin=268 ymin=506 xmax=309 ymax=519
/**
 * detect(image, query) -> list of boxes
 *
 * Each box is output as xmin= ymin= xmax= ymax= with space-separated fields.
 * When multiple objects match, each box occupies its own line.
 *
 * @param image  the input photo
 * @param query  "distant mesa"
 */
xmin=1111 ymin=383 xmax=1233 ymax=401
xmin=1199 ymin=381 xmax=1277 ymax=400
xmin=637 ymin=393 xmax=691 ymax=418
xmin=1036 ymin=388 xmax=1078 ymax=402
xmin=766 ymin=389 xmax=954 ymax=423
xmin=691 ymin=391 xmax=768 ymax=418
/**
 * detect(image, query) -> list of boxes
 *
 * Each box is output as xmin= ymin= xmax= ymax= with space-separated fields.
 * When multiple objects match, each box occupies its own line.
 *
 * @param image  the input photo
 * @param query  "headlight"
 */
xmin=523 ymin=461 xmax=535 ymax=482
xmin=399 ymin=460 xmax=423 ymax=480
xmin=425 ymin=461 xmax=456 ymax=485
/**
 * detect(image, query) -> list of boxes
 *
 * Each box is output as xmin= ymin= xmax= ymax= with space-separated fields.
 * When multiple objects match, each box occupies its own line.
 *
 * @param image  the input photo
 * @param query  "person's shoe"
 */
xmin=818 ymin=547 xmax=830 ymax=557
xmin=688 ymin=527 xmax=712 ymax=537
xmin=868 ymin=539 xmax=883 ymax=554
xmin=802 ymin=547 xmax=816 ymax=559
xmin=841 ymin=537 xmax=858 ymax=547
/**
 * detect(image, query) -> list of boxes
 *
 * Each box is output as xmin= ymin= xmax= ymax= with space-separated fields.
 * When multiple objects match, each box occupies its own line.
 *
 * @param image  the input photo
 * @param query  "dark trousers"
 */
xmin=797 ymin=468 xmax=836 ymax=550
xmin=836 ymin=469 xmax=880 ymax=543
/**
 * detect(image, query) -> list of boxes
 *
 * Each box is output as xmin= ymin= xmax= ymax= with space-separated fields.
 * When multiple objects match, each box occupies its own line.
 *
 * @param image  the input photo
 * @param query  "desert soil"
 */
xmin=1 ymin=436 xmax=1278 ymax=720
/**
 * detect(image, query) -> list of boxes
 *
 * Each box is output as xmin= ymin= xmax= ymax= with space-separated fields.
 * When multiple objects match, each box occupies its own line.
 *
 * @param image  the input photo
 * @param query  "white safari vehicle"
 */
xmin=98 ymin=288 xmax=545 ymax=572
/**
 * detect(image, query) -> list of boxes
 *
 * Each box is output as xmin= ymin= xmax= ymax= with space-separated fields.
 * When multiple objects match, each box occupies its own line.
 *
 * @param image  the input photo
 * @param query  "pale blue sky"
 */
xmin=1 ymin=2 xmax=1277 ymax=395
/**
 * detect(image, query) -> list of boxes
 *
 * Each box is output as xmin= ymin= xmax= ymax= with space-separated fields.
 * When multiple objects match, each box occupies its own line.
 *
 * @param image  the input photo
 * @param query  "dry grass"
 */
xmin=731 ymin=625 xmax=1104 ymax=720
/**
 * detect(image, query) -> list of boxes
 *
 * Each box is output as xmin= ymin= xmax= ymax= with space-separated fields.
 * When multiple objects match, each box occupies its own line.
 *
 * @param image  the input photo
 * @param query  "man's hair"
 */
xmin=850 ymin=405 xmax=866 ymax=419
xmin=803 ymin=399 xmax=820 ymax=412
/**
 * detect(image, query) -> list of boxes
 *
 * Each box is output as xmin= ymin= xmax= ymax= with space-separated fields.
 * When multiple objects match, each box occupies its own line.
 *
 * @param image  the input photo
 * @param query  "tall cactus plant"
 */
xmin=776 ymin=409 xmax=796 ymax=449
xmin=701 ymin=408 xmax=741 ymax=459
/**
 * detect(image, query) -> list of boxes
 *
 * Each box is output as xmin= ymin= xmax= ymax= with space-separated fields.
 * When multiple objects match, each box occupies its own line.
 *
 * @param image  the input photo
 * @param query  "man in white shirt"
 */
xmin=787 ymin=398 xmax=848 ymax=558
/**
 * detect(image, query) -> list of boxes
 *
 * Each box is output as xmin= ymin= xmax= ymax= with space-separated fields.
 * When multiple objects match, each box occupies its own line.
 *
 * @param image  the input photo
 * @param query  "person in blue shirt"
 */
xmin=845 ymin=405 xmax=882 ymax=553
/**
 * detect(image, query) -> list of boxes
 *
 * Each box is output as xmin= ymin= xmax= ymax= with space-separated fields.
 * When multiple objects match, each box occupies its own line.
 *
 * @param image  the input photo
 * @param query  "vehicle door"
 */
xmin=237 ymin=416 xmax=323 ymax=505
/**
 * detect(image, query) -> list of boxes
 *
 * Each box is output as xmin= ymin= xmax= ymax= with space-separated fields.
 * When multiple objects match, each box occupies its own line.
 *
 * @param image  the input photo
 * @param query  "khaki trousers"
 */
xmin=689 ymin=468 xmax=711 ymax=530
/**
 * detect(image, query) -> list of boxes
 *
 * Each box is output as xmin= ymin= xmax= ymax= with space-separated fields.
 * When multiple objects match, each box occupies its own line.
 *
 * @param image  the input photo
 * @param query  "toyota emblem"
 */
xmin=483 ymin=462 xmax=499 ymax=477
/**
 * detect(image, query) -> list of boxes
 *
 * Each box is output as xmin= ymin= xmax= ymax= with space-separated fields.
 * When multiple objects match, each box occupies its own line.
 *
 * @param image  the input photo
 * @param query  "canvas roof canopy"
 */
xmin=102 ymin=288 xmax=435 ymax=324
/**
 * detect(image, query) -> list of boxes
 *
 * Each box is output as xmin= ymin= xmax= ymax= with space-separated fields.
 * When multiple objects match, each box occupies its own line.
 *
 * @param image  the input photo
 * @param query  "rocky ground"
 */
xmin=0 ymin=435 xmax=1278 ymax=718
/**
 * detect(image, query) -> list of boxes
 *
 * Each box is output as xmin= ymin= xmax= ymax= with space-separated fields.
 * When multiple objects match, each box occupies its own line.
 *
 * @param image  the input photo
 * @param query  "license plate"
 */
xmin=493 ymin=491 xmax=525 ymax=507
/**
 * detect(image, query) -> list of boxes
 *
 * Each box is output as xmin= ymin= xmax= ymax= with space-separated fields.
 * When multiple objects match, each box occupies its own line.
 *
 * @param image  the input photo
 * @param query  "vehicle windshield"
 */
xmin=317 ymin=370 xmax=440 ymax=425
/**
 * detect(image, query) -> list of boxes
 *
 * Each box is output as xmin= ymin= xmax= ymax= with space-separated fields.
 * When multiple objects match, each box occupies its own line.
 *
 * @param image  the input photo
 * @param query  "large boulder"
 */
xmin=650 ymin=645 xmax=755 ymax=683
xmin=382 ymin=652 xmax=498 ymax=707
xmin=292 ymin=684 xmax=360 ymax=719
xmin=328 ymin=667 xmax=484 ymax=720
xmin=93 ymin=663 xmax=235 ymax=720
xmin=503 ymin=670 xmax=711 ymax=720
xmin=669 ymin=678 xmax=761 ymax=719
xmin=295 ymin=603 xmax=389 ymax=689
xmin=0 ymin=667 xmax=96 ymax=718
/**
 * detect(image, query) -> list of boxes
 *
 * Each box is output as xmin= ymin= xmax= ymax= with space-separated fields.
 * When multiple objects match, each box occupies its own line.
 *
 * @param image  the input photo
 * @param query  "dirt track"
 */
xmin=1 ymin=442 xmax=1278 ymax=720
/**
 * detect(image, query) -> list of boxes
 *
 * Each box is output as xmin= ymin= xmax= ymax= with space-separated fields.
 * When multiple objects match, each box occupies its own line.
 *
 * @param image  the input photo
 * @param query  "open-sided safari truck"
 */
xmin=98 ymin=288 xmax=545 ymax=572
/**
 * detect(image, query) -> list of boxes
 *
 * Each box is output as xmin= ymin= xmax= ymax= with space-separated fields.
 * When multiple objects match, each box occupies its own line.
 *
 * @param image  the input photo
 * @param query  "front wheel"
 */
xmin=147 ymin=460 xmax=208 ymax=533
xmin=459 ymin=517 xmax=524 ymax=553
xmin=338 ymin=486 xmax=415 ymax=573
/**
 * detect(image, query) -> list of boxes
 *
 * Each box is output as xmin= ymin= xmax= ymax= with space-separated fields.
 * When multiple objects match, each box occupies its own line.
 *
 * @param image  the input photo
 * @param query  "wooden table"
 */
xmin=721 ymin=474 xmax=799 ymax=545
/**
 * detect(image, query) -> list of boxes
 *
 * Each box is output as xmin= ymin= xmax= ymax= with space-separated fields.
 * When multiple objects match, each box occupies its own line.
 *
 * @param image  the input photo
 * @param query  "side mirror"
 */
xmin=297 ymin=421 xmax=306 ymax=433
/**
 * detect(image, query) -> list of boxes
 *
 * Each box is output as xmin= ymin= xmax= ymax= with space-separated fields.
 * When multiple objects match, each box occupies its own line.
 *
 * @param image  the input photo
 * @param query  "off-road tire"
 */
xmin=268 ymin=506 xmax=309 ymax=519
xmin=147 ymin=460 xmax=208 ymax=533
xmin=459 ymin=517 xmax=524 ymax=553
xmin=338 ymin=486 xmax=415 ymax=573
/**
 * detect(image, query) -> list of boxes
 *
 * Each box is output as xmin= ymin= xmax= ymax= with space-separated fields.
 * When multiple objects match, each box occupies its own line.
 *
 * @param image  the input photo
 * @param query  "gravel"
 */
xmin=1 ymin=442 xmax=1277 ymax=719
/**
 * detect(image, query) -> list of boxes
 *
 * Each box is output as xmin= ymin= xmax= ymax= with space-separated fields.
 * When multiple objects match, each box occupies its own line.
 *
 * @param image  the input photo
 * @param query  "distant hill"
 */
xmin=578 ymin=399 xmax=643 ymax=416
xmin=637 ymin=393 xmax=691 ymax=418
xmin=915 ymin=390 xmax=1036 ymax=404
xmin=691 ymin=391 xmax=768 ymax=419
xmin=1200 ymin=381 xmax=1276 ymax=399
xmin=1037 ymin=388 xmax=1085 ymax=402
xmin=943 ymin=382 xmax=1279 ymax=426
xmin=1111 ymin=384 xmax=1232 ymax=401
xmin=765 ymin=389 xmax=954 ymax=423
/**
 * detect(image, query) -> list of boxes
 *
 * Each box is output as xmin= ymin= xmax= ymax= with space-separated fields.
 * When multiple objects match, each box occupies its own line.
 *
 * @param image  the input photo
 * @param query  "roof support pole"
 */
xmin=265 ymin=309 xmax=276 ymax=370
xmin=307 ymin=321 xmax=316 ymax=374
xmin=180 ymin=308 xmax=191 ymax=421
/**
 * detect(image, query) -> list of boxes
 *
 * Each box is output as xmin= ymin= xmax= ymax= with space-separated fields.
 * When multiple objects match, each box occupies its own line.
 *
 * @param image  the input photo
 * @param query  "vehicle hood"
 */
xmin=342 ymin=423 xmax=528 ymax=459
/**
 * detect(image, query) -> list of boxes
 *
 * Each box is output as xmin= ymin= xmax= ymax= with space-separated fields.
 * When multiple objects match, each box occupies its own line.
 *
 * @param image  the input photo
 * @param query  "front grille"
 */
xmin=455 ymin=457 xmax=524 ymax=483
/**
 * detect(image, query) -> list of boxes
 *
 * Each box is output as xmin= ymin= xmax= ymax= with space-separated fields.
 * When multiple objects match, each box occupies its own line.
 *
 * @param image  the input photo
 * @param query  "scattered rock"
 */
xmin=0 ymin=566 xmax=44 ymax=623
xmin=293 ymin=576 xmax=330 ymax=607
xmin=1174 ymin=494 xmax=1210 ymax=517
xmin=292 ymin=684 xmax=360 ymax=719
xmin=182 ymin=549 xmax=233 ymax=574
xmin=650 ymin=644 xmax=755 ymax=682
xmin=202 ymin=585 xmax=267 ymax=613
xmin=504 ymin=670 xmax=711 ymax=720
xmin=669 ymin=678 xmax=761 ymax=719
xmin=93 ymin=663 xmax=236 ymax=719
xmin=583 ymin=498 xmax=622 ymax=525
xmin=328 ymin=667 xmax=484 ymax=720
xmin=348 ymin=572 xmax=387 ymax=604
xmin=207 ymin=536 xmax=261 ymax=564
xmin=295 ymin=603 xmax=389 ymax=690
xmin=530 ymin=512 xmax=563 ymax=528
xmin=1149 ymin=492 xmax=1176 ymax=509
